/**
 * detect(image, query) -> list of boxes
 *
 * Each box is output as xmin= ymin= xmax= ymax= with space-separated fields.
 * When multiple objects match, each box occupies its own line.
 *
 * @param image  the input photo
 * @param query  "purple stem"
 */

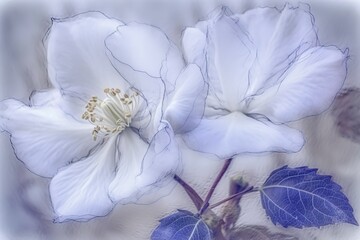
xmin=174 ymin=174 xmax=204 ymax=210
xmin=209 ymin=186 xmax=256 ymax=210
xmin=199 ymin=158 xmax=233 ymax=214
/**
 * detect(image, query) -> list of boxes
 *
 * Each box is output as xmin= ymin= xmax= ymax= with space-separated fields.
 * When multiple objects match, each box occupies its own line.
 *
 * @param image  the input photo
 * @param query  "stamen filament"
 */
xmin=82 ymin=88 xmax=140 ymax=140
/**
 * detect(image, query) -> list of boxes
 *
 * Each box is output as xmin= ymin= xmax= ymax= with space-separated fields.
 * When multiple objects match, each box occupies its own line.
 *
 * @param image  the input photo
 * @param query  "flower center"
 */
xmin=82 ymin=88 xmax=140 ymax=140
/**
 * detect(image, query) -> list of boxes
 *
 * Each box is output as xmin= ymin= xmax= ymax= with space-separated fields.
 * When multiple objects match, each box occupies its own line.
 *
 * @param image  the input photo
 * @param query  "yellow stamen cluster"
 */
xmin=82 ymin=88 xmax=140 ymax=140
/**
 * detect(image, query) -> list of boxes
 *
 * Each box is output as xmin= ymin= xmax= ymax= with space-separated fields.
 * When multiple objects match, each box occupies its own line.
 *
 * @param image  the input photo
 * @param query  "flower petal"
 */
xmin=160 ymin=45 xmax=185 ymax=94
xmin=182 ymin=27 xmax=207 ymax=71
xmin=165 ymin=64 xmax=207 ymax=133
xmin=236 ymin=4 xmax=318 ymax=96
xmin=108 ymin=129 xmax=148 ymax=203
xmin=47 ymin=12 xmax=125 ymax=99
xmin=105 ymin=22 xmax=184 ymax=93
xmin=30 ymin=89 xmax=88 ymax=122
xmin=105 ymin=23 xmax=167 ymax=96
xmin=183 ymin=112 xmax=304 ymax=159
xmin=0 ymin=99 xmax=99 ymax=177
xmin=109 ymin=123 xmax=180 ymax=204
xmin=204 ymin=7 xmax=256 ymax=110
xmin=248 ymin=46 xmax=348 ymax=123
xmin=29 ymin=89 xmax=61 ymax=107
xmin=50 ymin=137 xmax=117 ymax=222
xmin=136 ymin=122 xmax=180 ymax=198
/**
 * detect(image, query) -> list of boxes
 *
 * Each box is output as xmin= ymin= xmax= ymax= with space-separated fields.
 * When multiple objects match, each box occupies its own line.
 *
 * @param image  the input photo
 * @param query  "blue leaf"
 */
xmin=260 ymin=166 xmax=358 ymax=228
xmin=151 ymin=210 xmax=212 ymax=240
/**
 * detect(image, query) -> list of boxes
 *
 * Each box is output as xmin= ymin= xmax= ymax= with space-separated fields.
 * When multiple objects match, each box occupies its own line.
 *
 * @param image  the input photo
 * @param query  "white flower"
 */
xmin=0 ymin=12 xmax=183 ymax=222
xmin=166 ymin=5 xmax=348 ymax=159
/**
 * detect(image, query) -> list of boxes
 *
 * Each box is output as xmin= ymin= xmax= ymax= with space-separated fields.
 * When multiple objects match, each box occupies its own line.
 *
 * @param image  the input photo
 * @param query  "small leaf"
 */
xmin=151 ymin=210 xmax=212 ymax=240
xmin=227 ymin=225 xmax=298 ymax=240
xmin=222 ymin=176 xmax=249 ymax=230
xmin=229 ymin=176 xmax=249 ymax=196
xmin=260 ymin=166 xmax=358 ymax=228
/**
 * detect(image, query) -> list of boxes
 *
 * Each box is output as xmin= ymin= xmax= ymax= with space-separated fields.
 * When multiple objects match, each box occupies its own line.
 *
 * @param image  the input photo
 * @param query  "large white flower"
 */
xmin=0 ymin=12 xmax=183 ymax=222
xmin=166 ymin=5 xmax=348 ymax=159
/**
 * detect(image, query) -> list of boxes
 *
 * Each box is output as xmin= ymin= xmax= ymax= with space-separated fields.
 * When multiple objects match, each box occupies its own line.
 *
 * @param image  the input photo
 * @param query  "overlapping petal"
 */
xmin=201 ymin=7 xmax=256 ymax=110
xmin=50 ymin=137 xmax=117 ymax=222
xmin=182 ymin=27 xmax=207 ymax=72
xmin=183 ymin=112 xmax=304 ymax=159
xmin=0 ymin=98 xmax=99 ymax=177
xmin=164 ymin=64 xmax=207 ymax=133
xmin=47 ymin=12 xmax=125 ymax=99
xmin=30 ymin=89 xmax=89 ymax=122
xmin=109 ymin=122 xmax=180 ymax=203
xmin=108 ymin=129 xmax=148 ymax=203
xmin=237 ymin=4 xmax=319 ymax=96
xmin=248 ymin=46 xmax=348 ymax=123
xmin=136 ymin=122 xmax=180 ymax=197
xmin=105 ymin=22 xmax=184 ymax=96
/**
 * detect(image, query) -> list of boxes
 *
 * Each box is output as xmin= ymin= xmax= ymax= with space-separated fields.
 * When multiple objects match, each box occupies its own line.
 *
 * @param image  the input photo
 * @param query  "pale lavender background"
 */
xmin=0 ymin=0 xmax=360 ymax=239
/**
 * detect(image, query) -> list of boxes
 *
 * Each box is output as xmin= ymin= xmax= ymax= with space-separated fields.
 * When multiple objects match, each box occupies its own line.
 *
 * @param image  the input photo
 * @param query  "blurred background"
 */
xmin=0 ymin=0 xmax=360 ymax=239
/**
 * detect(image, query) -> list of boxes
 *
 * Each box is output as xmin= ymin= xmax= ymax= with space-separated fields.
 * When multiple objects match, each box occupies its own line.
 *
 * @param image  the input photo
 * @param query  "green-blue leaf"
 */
xmin=260 ymin=166 xmax=358 ymax=228
xmin=151 ymin=210 xmax=212 ymax=240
